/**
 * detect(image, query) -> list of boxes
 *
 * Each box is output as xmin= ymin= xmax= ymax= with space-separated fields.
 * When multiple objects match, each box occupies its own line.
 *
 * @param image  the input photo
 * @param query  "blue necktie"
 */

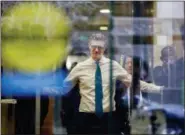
xmin=95 ymin=61 xmax=103 ymax=117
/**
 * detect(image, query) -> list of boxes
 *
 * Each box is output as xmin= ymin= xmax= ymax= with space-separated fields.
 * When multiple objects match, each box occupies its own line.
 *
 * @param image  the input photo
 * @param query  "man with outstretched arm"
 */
xmin=61 ymin=33 xmax=163 ymax=134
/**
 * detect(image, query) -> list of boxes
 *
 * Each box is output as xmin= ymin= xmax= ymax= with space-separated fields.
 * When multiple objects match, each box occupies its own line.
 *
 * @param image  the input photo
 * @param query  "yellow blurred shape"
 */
xmin=1 ymin=2 xmax=71 ymax=38
xmin=1 ymin=2 xmax=71 ymax=72
xmin=2 ymin=39 xmax=68 ymax=72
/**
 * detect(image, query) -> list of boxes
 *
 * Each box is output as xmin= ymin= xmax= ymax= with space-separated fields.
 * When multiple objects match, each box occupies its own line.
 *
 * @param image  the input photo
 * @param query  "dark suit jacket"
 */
xmin=61 ymin=83 xmax=80 ymax=127
xmin=175 ymin=57 xmax=184 ymax=87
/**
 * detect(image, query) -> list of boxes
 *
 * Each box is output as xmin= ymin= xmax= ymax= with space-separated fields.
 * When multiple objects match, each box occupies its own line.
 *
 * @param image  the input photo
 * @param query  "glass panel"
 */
xmin=1 ymin=1 xmax=184 ymax=135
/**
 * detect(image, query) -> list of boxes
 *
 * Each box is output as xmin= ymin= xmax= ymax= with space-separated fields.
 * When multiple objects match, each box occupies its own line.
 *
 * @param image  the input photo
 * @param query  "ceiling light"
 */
xmin=100 ymin=26 xmax=108 ymax=31
xmin=100 ymin=9 xmax=110 ymax=14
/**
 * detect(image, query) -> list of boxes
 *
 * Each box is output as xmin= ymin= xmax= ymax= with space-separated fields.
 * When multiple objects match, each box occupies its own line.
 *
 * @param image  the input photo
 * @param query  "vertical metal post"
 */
xmin=131 ymin=1 xmax=142 ymax=112
xmin=35 ymin=83 xmax=41 ymax=135
xmin=108 ymin=1 xmax=114 ymax=134
xmin=181 ymin=3 xmax=185 ymax=105
xmin=109 ymin=1 xmax=114 ymax=113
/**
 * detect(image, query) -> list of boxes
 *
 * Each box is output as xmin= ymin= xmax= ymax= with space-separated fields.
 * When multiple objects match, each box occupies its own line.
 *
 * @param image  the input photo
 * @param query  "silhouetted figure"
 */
xmin=61 ymin=62 xmax=80 ymax=134
xmin=116 ymin=56 xmax=152 ymax=134
xmin=153 ymin=46 xmax=177 ymax=87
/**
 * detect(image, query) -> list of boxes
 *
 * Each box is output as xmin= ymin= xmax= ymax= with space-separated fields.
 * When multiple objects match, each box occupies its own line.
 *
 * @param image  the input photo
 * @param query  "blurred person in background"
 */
xmin=153 ymin=46 xmax=177 ymax=87
xmin=62 ymin=33 xmax=163 ymax=134
xmin=61 ymin=52 xmax=88 ymax=134
xmin=174 ymin=25 xmax=185 ymax=104
xmin=176 ymin=25 xmax=184 ymax=86
xmin=116 ymin=55 xmax=152 ymax=134
xmin=61 ymin=62 xmax=80 ymax=134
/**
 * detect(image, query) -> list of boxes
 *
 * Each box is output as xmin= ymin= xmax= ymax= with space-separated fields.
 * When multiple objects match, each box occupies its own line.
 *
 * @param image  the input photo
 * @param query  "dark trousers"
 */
xmin=74 ymin=112 xmax=120 ymax=135
xmin=65 ymin=112 xmax=78 ymax=135
xmin=116 ymin=107 xmax=131 ymax=134
xmin=14 ymin=97 xmax=49 ymax=135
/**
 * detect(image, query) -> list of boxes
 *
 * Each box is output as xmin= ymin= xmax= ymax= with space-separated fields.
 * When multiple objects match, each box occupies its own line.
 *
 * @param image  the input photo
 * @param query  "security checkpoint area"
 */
xmin=1 ymin=1 xmax=184 ymax=135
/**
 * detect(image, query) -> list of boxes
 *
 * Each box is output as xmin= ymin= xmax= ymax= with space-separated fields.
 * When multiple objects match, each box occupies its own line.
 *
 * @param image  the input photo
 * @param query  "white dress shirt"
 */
xmin=63 ymin=56 xmax=162 ymax=113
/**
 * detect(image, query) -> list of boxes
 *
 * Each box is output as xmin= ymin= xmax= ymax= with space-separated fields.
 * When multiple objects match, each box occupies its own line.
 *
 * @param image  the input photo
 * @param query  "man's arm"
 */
xmin=114 ymin=61 xmax=163 ymax=93
xmin=139 ymin=80 xmax=163 ymax=93
xmin=61 ymin=64 xmax=81 ymax=95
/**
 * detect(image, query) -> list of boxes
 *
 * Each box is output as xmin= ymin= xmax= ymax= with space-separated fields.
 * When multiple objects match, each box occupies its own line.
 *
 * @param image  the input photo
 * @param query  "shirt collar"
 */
xmin=89 ymin=56 xmax=108 ymax=64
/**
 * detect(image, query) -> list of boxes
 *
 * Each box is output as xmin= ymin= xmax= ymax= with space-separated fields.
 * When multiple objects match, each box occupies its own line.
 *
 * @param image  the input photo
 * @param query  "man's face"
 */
xmin=161 ymin=54 xmax=176 ymax=66
xmin=125 ymin=57 xmax=133 ymax=74
xmin=160 ymin=47 xmax=177 ymax=67
xmin=89 ymin=40 xmax=105 ymax=61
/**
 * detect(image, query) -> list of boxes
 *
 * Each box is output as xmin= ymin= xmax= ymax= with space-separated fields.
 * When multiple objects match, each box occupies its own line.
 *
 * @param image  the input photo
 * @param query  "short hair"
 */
xmin=161 ymin=46 xmax=176 ymax=57
xmin=88 ymin=33 xmax=108 ymax=47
